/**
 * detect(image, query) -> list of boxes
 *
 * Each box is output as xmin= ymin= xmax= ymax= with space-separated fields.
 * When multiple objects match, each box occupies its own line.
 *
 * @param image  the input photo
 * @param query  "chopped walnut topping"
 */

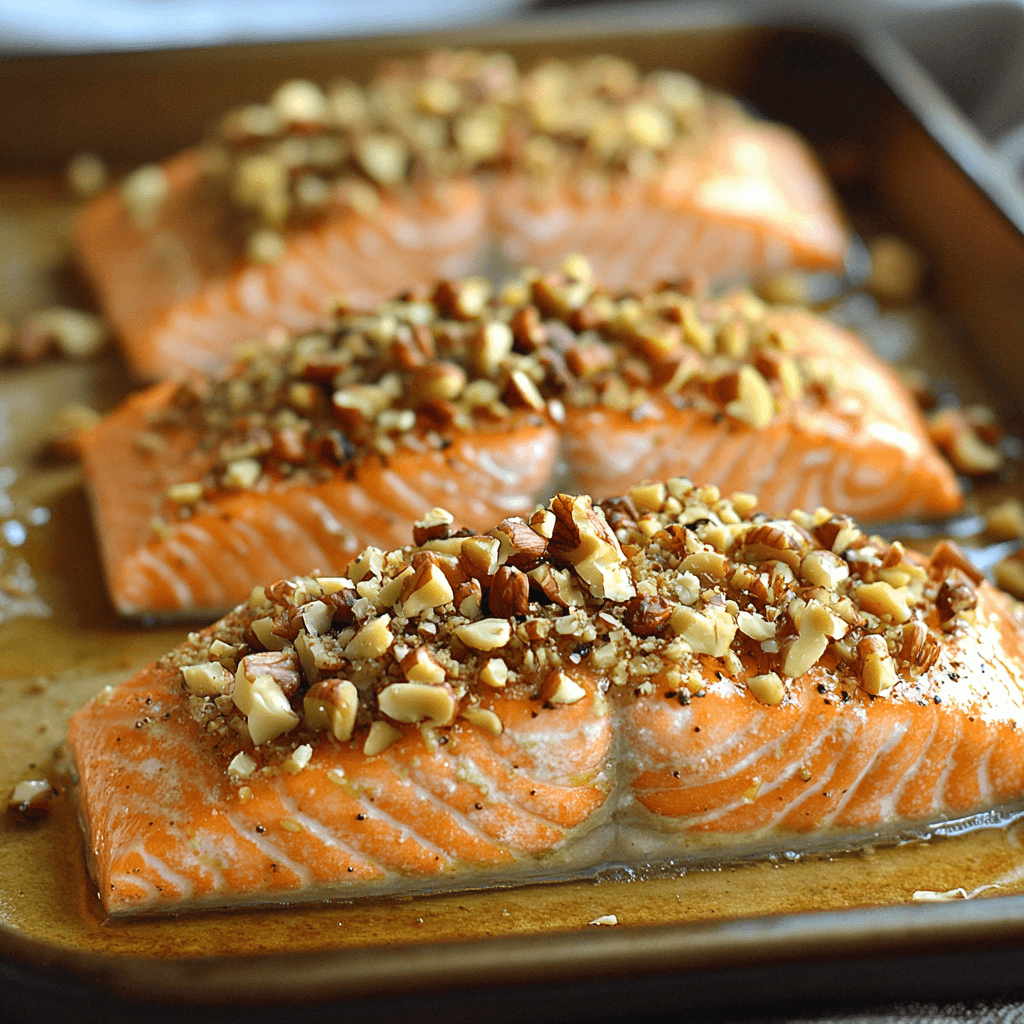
xmin=549 ymin=494 xmax=635 ymax=602
xmin=233 ymin=671 xmax=301 ymax=745
xmin=304 ymin=679 xmax=359 ymax=740
xmin=747 ymin=673 xmax=785 ymax=706
xmin=900 ymin=621 xmax=939 ymax=672
xmin=479 ymin=658 xmax=509 ymax=688
xmin=461 ymin=705 xmax=504 ymax=735
xmin=8 ymin=780 xmax=55 ymax=821
xmin=181 ymin=661 xmax=233 ymax=696
xmin=857 ymin=635 xmax=897 ymax=696
xmin=177 ymin=484 xmax=987 ymax=780
xmin=400 ymin=645 xmax=446 ymax=684
xmin=935 ymin=571 xmax=977 ymax=624
xmin=489 ymin=566 xmax=530 ymax=617
xmin=781 ymin=602 xmax=834 ymax=678
xmin=929 ymin=540 xmax=985 ymax=586
xmin=854 ymin=581 xmax=911 ymax=624
xmin=455 ymin=618 xmax=512 ymax=651
xmin=139 ymin=251 xmax=837 ymax=513
xmin=364 ymin=720 xmax=402 ymax=756
xmin=379 ymin=682 xmax=458 ymax=725
xmin=541 ymin=670 xmax=587 ymax=705
xmin=412 ymin=507 xmax=456 ymax=545
xmin=402 ymin=561 xmax=455 ymax=617
xmin=345 ymin=614 xmax=394 ymax=659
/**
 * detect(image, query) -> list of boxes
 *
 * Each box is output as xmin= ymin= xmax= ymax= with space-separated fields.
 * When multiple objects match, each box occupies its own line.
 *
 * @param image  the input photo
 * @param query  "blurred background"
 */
xmin=2 ymin=0 xmax=1023 ymax=188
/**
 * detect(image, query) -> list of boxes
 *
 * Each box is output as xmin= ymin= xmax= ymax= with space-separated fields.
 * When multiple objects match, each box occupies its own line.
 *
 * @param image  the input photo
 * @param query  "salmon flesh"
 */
xmin=74 ymin=51 xmax=849 ymax=379
xmin=67 ymin=482 xmax=1024 ymax=916
xmin=79 ymin=266 xmax=961 ymax=619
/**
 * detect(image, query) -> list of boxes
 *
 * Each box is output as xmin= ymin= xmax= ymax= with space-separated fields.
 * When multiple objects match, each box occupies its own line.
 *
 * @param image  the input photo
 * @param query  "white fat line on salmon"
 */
xmin=223 ymin=809 xmax=315 ymax=887
xmin=884 ymin=713 xmax=941 ymax=821
xmin=129 ymin=844 xmax=199 ymax=903
xmin=600 ymin=217 xmax=663 ymax=284
xmin=302 ymin=495 xmax=360 ymax=550
xmin=681 ymin=220 xmax=737 ymax=281
xmin=975 ymin=741 xmax=997 ymax=810
xmin=175 ymin=523 xmax=259 ymax=598
xmin=238 ymin=266 xmax=273 ymax=317
xmin=381 ymin=752 xmax=508 ymax=849
xmin=761 ymin=434 xmax=818 ymax=517
xmin=109 ymin=869 xmax=161 ymax=907
xmin=179 ymin=519 xmax=252 ymax=561
xmin=374 ymin=467 xmax=452 ymax=523
xmin=271 ymin=785 xmax=384 ymax=868
xmin=655 ymin=214 xmax=703 ymax=275
xmin=685 ymin=698 xmax=844 ymax=828
xmin=316 ymin=773 xmax=457 ymax=865
xmin=865 ymin=420 xmax=923 ymax=460
xmin=200 ymin=278 xmax=237 ymax=320
xmin=426 ymin=201 xmax=483 ymax=248
xmin=225 ymin=516 xmax=293 ymax=575
xmin=629 ymin=704 xmax=762 ymax=777
xmin=279 ymin=255 xmax=321 ymax=299
xmin=130 ymin=549 xmax=195 ymax=609
xmin=238 ymin=500 xmax=320 ymax=569
xmin=474 ymin=442 xmax=555 ymax=495
xmin=497 ymin=716 xmax=610 ymax=779
xmin=933 ymin=715 xmax=968 ymax=815
xmin=720 ymin=430 xmax=784 ymax=496
xmin=160 ymin=533 xmax=223 ymax=598
xmin=633 ymin=687 xmax=813 ymax=790
xmin=261 ymin=504 xmax=325 ymax=561
xmin=596 ymin=421 xmax=675 ymax=486
xmin=268 ymin=496 xmax=346 ymax=564
xmin=818 ymin=716 xmax=911 ymax=828
xmin=446 ymin=747 xmax=592 ymax=832
xmin=564 ymin=202 xmax=616 ymax=258
xmin=616 ymin=212 xmax=679 ymax=285
xmin=287 ymin=239 xmax=340 ymax=294
xmin=412 ymin=466 xmax=462 ymax=499
xmin=726 ymin=712 xmax=861 ymax=831
xmin=810 ymin=448 xmax=854 ymax=517
xmin=508 ymin=203 xmax=572 ymax=246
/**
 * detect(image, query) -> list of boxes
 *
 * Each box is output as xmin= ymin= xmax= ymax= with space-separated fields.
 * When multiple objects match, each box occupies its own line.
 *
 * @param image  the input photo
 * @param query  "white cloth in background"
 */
xmin=0 ymin=0 xmax=523 ymax=53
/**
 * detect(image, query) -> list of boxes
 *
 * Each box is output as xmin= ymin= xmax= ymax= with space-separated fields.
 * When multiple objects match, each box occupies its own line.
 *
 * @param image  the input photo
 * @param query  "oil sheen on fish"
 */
xmin=78 ymin=263 xmax=960 ymax=619
xmin=74 ymin=50 xmax=848 ymax=379
xmin=66 ymin=482 xmax=1024 ymax=916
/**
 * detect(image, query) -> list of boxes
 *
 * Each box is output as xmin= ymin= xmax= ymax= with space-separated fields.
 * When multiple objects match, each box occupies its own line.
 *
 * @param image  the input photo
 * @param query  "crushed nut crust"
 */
xmin=169 ymin=482 xmax=982 ymax=778
xmin=209 ymin=52 xmax=729 ymax=254
xmin=145 ymin=260 xmax=827 ymax=512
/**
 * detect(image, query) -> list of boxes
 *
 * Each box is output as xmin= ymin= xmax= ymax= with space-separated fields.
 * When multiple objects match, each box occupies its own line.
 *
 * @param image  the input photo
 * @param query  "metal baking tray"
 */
xmin=2 ymin=6 xmax=1024 ymax=1022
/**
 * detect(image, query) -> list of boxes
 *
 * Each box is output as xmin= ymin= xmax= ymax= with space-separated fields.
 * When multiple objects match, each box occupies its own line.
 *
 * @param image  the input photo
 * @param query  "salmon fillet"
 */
xmin=79 ymin=264 xmax=960 ymax=619
xmin=66 ymin=483 xmax=1024 ymax=916
xmin=562 ymin=307 xmax=959 ymax=519
xmin=74 ymin=51 xmax=848 ymax=379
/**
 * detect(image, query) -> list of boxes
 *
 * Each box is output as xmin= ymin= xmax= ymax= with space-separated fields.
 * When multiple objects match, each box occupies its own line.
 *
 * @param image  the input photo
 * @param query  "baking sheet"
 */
xmin=4 ymin=11 xmax=1024 ymax=1020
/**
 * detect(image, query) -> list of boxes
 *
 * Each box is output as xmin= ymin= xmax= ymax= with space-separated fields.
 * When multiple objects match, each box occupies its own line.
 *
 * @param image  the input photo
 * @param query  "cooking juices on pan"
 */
xmin=73 ymin=50 xmax=849 ymax=379
xmin=66 ymin=481 xmax=1024 ymax=917
xmin=79 ymin=263 xmax=960 ymax=619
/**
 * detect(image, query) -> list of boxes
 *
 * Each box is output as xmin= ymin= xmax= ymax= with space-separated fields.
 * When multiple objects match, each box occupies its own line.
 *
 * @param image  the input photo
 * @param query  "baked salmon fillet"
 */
xmin=74 ymin=50 xmax=848 ymax=379
xmin=66 ymin=482 xmax=1024 ymax=916
xmin=79 ymin=263 xmax=960 ymax=619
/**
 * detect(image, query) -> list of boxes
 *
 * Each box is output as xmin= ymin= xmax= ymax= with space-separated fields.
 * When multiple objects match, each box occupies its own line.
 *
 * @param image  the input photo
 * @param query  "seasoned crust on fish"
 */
xmin=74 ymin=51 xmax=848 ymax=379
xmin=66 ymin=482 xmax=1024 ymax=916
xmin=79 ymin=264 xmax=960 ymax=618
